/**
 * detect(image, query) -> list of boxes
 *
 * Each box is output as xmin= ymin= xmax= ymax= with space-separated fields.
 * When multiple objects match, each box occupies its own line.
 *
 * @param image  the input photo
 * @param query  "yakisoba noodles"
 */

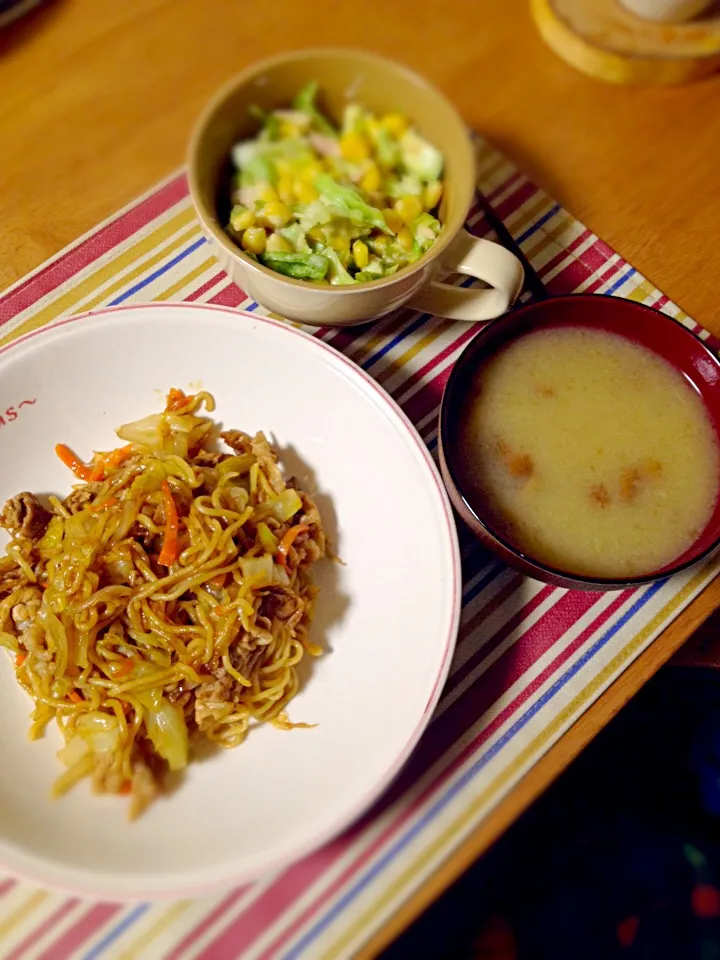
xmin=0 ymin=389 xmax=326 ymax=817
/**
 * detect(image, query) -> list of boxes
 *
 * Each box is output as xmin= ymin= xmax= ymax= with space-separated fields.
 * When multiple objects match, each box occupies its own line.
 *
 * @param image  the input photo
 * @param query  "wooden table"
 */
xmin=2 ymin=1 xmax=720 ymax=954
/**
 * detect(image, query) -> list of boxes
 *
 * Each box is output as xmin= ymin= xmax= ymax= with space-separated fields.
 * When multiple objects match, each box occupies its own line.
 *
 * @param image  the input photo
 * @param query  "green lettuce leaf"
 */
xmin=315 ymin=174 xmax=391 ymax=234
xmin=261 ymin=251 xmax=329 ymax=281
xmin=292 ymin=80 xmax=336 ymax=138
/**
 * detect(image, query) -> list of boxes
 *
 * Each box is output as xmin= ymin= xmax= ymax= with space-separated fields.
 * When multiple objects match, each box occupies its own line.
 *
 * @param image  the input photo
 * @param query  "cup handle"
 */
xmin=407 ymin=229 xmax=525 ymax=321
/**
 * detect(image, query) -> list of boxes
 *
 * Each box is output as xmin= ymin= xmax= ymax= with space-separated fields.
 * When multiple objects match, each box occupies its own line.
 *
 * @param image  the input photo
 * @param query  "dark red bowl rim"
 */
xmin=439 ymin=293 xmax=720 ymax=589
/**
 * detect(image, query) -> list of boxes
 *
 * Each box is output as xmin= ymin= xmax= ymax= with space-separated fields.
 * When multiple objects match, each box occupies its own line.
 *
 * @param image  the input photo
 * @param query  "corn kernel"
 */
xmin=360 ymin=162 xmax=381 ymax=194
xmin=229 ymin=206 xmax=255 ymax=232
xmin=308 ymin=225 xmax=326 ymax=244
xmin=382 ymin=208 xmax=404 ymax=234
xmin=294 ymin=180 xmax=319 ymax=204
xmin=277 ymin=175 xmax=295 ymax=205
xmin=365 ymin=117 xmax=380 ymax=142
xmin=241 ymin=227 xmax=267 ymax=255
xmin=265 ymin=233 xmax=292 ymax=253
xmin=381 ymin=113 xmax=408 ymax=137
xmin=257 ymin=184 xmax=279 ymax=204
xmin=395 ymin=195 xmax=423 ymax=224
xmin=331 ymin=236 xmax=350 ymax=256
xmin=397 ymin=227 xmax=414 ymax=251
xmin=257 ymin=201 xmax=292 ymax=230
xmin=299 ymin=161 xmax=323 ymax=183
xmin=371 ymin=234 xmax=391 ymax=254
xmin=352 ymin=240 xmax=369 ymax=269
xmin=279 ymin=121 xmax=300 ymax=139
xmin=424 ymin=180 xmax=443 ymax=210
xmin=340 ymin=131 xmax=371 ymax=163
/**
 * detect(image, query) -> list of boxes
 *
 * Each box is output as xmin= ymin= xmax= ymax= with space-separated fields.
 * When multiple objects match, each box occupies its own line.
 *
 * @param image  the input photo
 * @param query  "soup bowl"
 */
xmin=188 ymin=48 xmax=524 ymax=326
xmin=439 ymin=294 xmax=720 ymax=591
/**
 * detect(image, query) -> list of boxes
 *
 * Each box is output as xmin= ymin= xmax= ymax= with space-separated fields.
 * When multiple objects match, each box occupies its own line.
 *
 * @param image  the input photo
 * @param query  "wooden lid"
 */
xmin=531 ymin=0 xmax=720 ymax=84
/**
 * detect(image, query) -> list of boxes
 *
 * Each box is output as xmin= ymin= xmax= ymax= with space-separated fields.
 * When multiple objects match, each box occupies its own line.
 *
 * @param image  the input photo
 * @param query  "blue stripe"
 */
xmin=80 ymin=903 xmax=150 ymax=960
xmin=283 ymin=578 xmax=666 ymax=958
xmin=604 ymin=265 xmax=636 ymax=297
xmin=108 ymin=237 xmax=206 ymax=305
xmin=516 ymin=203 xmax=561 ymax=244
xmin=245 ymin=300 xmax=260 ymax=312
xmin=461 ymin=560 xmax=503 ymax=607
xmin=362 ymin=275 xmax=476 ymax=372
xmin=362 ymin=312 xmax=430 ymax=370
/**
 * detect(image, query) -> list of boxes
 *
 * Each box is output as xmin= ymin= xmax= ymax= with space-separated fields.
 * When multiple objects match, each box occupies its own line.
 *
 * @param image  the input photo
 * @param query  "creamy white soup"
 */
xmin=457 ymin=327 xmax=720 ymax=578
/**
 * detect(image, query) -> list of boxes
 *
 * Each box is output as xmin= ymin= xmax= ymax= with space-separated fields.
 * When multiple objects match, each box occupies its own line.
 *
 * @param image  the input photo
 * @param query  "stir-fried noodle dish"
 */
xmin=0 ymin=390 xmax=326 ymax=817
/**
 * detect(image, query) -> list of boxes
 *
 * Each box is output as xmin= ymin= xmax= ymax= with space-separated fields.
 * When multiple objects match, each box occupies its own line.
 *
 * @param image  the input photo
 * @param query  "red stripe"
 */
xmin=547 ymin=251 xmax=620 ymax=298
xmin=0 ymin=176 xmax=187 ymax=324
xmin=248 ymin=589 xmax=630 ymax=959
xmin=162 ymin=887 xmax=250 ymax=960
xmin=0 ymin=878 xmax=16 ymax=898
xmin=37 ymin=903 xmax=123 ymax=960
xmin=395 ymin=324 xmax=478 ymax=407
xmin=207 ymin=284 xmax=248 ymax=308
xmin=493 ymin=180 xmax=537 ymax=221
xmin=534 ymin=228 xmax=592 ymax=280
xmin=486 ymin=170 xmax=523 ymax=201
xmin=184 ymin=271 xmax=227 ymax=303
xmin=5 ymin=900 xmax=78 ymax=960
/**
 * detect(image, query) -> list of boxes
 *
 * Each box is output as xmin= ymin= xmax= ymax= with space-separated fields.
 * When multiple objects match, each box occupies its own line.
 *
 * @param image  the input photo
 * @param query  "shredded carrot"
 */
xmin=119 ymin=782 xmax=132 ymax=796
xmin=15 ymin=652 xmax=26 ymax=667
xmin=158 ymin=480 xmax=179 ymax=566
xmin=93 ymin=444 xmax=135 ymax=478
xmin=166 ymin=388 xmax=195 ymax=412
xmin=88 ymin=497 xmax=119 ymax=514
xmin=55 ymin=443 xmax=98 ymax=482
xmin=277 ymin=523 xmax=310 ymax=567
xmin=113 ymin=657 xmax=134 ymax=678
xmin=214 ymin=605 xmax=227 ymax=617
xmin=69 ymin=691 xmax=83 ymax=703
xmin=210 ymin=572 xmax=227 ymax=589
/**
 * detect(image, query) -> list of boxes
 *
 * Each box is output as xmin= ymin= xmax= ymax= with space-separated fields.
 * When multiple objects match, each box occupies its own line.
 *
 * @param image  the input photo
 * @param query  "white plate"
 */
xmin=0 ymin=303 xmax=460 ymax=900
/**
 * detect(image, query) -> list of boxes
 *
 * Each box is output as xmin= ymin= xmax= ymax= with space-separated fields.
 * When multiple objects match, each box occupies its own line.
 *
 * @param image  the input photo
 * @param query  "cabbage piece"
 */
xmin=413 ymin=212 xmax=442 ymax=252
xmin=216 ymin=454 xmax=255 ymax=478
xmin=292 ymin=80 xmax=336 ymax=138
xmin=315 ymin=174 xmax=391 ymax=234
xmin=248 ymin=104 xmax=280 ymax=141
xmin=387 ymin=173 xmax=424 ymax=199
xmin=37 ymin=515 xmax=64 ymax=559
xmin=117 ymin=413 xmax=166 ymax=451
xmin=257 ymin=521 xmax=279 ymax=553
xmin=341 ymin=104 xmax=366 ymax=136
xmin=296 ymin=199 xmax=334 ymax=235
xmin=254 ymin=488 xmax=303 ymax=522
xmin=76 ymin=712 xmax=123 ymax=757
xmin=322 ymin=247 xmax=356 ymax=285
xmin=375 ymin=127 xmax=400 ymax=169
xmin=278 ymin=222 xmax=312 ymax=253
xmin=240 ymin=554 xmax=274 ymax=587
xmin=261 ymin=251 xmax=329 ymax=281
xmin=139 ymin=696 xmax=189 ymax=772
xmin=399 ymin=130 xmax=444 ymax=182
xmin=223 ymin=485 xmax=250 ymax=513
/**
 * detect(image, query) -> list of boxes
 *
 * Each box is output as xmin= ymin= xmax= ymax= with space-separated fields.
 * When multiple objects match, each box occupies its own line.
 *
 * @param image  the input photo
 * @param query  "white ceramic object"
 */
xmin=0 ymin=304 xmax=460 ymax=900
xmin=619 ymin=0 xmax=714 ymax=22
xmin=188 ymin=49 xmax=525 ymax=326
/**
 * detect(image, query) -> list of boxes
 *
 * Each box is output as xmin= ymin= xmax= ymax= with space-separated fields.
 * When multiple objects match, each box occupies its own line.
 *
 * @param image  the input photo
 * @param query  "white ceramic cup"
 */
xmin=188 ymin=50 xmax=525 ymax=327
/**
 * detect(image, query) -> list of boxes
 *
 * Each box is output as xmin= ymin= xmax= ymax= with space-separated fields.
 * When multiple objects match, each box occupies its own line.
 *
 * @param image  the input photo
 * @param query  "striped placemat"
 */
xmin=1 ymin=138 xmax=718 ymax=960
